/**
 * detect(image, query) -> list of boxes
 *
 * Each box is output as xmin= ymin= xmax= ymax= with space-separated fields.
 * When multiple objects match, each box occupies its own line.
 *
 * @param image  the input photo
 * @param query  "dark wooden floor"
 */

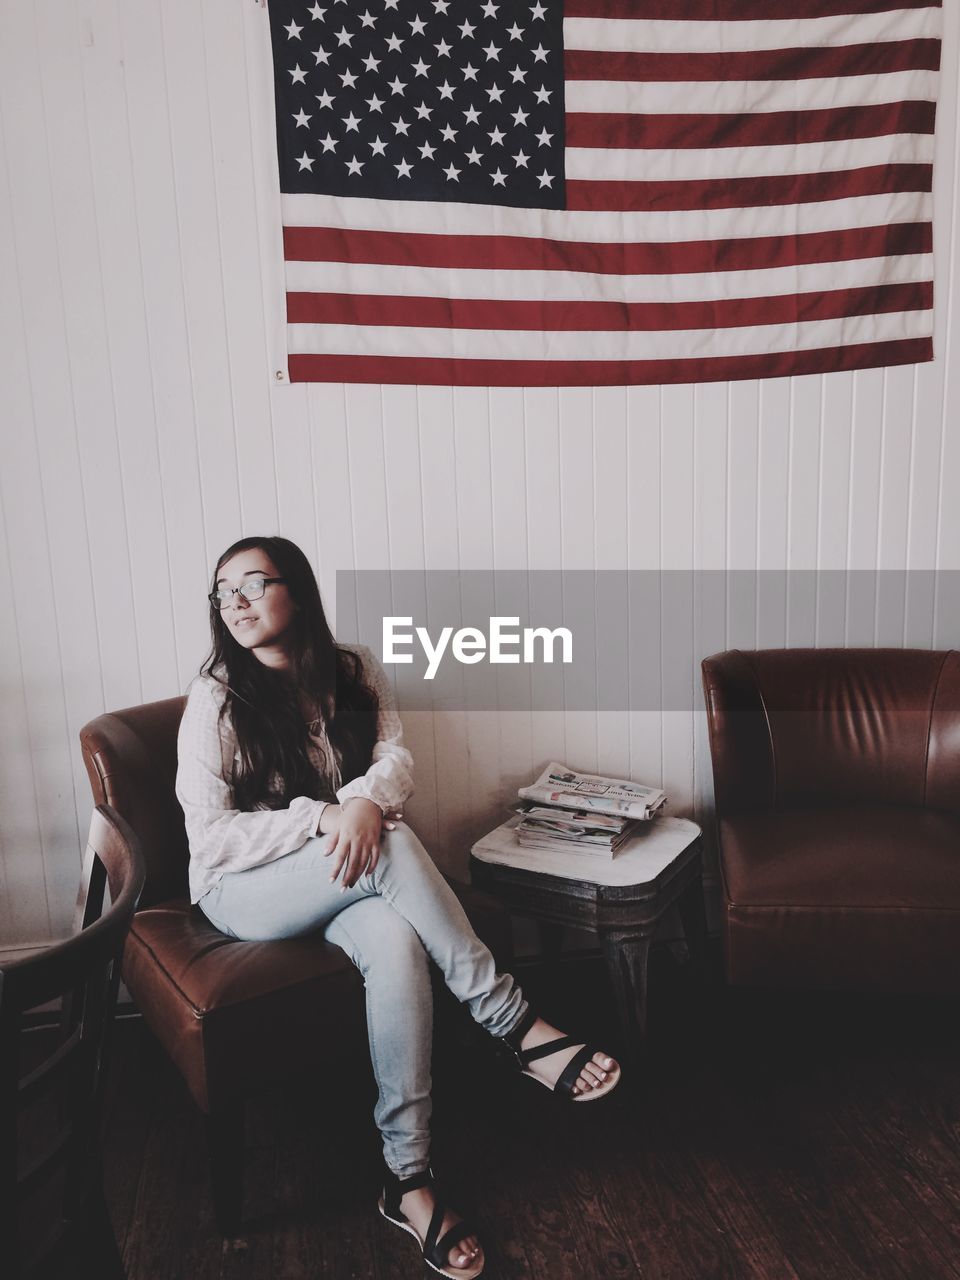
xmin=94 ymin=944 xmax=960 ymax=1280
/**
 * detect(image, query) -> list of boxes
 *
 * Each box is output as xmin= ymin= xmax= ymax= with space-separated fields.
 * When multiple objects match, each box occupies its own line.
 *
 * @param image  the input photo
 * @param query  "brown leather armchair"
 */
xmin=701 ymin=648 xmax=960 ymax=992
xmin=79 ymin=697 xmax=511 ymax=1235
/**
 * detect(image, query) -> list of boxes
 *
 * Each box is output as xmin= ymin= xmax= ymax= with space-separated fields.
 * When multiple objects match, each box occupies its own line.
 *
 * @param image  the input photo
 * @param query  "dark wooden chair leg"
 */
xmin=601 ymin=932 xmax=652 ymax=1058
xmin=204 ymin=1102 xmax=245 ymax=1237
xmin=676 ymin=871 xmax=711 ymax=985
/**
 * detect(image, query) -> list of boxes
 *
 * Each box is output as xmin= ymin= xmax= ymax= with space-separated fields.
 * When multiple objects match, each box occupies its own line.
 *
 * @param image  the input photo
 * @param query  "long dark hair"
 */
xmin=201 ymin=536 xmax=378 ymax=812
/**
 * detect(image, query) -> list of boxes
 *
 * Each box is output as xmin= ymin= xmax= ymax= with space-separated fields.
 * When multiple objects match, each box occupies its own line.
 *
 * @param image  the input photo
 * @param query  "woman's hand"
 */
xmin=318 ymin=802 xmax=402 ymax=837
xmin=324 ymin=798 xmax=400 ymax=889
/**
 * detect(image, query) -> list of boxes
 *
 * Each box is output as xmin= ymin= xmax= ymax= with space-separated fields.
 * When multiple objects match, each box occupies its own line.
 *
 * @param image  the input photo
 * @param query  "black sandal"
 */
xmin=379 ymin=1166 xmax=484 ymax=1279
xmin=502 ymin=1007 xmax=621 ymax=1102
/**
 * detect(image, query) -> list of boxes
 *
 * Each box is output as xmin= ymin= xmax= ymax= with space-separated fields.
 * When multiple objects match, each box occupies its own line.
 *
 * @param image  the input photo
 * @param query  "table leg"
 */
xmin=676 ymin=871 xmax=710 ymax=985
xmin=601 ymin=932 xmax=652 ymax=1052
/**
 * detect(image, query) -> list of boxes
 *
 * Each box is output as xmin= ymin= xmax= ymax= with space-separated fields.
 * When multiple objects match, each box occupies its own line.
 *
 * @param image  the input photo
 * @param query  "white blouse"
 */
xmin=175 ymin=643 xmax=415 ymax=904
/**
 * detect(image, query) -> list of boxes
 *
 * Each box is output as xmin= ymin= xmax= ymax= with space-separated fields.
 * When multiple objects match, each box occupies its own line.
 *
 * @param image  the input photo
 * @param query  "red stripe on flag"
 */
xmin=286 ymin=282 xmax=932 ymax=332
xmin=288 ymin=338 xmax=933 ymax=387
xmin=566 ymin=164 xmax=933 ymax=211
xmin=283 ymin=223 xmax=932 ymax=275
xmin=564 ymin=0 xmax=939 ymax=19
xmin=566 ymin=102 xmax=936 ymax=149
xmin=564 ymin=40 xmax=942 ymax=83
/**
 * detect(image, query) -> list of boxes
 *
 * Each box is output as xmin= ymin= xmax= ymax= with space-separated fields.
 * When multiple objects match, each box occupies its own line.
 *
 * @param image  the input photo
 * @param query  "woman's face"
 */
xmin=215 ymin=547 xmax=298 ymax=664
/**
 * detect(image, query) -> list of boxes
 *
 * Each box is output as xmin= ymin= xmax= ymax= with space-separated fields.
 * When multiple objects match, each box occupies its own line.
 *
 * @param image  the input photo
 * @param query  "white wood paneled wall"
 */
xmin=1 ymin=0 xmax=958 ymax=949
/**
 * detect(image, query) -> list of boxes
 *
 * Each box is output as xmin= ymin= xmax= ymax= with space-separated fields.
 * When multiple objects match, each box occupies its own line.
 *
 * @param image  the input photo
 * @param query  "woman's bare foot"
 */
xmin=399 ymin=1184 xmax=483 ymax=1274
xmin=519 ymin=1017 xmax=619 ymax=1095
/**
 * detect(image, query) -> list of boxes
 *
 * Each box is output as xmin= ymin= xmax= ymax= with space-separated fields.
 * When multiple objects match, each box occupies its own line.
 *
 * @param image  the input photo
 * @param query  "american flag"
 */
xmin=267 ymin=0 xmax=942 ymax=387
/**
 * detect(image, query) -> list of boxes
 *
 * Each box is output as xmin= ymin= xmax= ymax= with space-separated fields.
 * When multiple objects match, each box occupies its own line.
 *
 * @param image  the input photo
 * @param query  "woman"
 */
xmin=176 ymin=535 xmax=621 ymax=1279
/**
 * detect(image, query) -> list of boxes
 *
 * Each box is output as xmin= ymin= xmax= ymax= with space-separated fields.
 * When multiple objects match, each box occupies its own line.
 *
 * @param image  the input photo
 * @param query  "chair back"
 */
xmin=702 ymin=648 xmax=960 ymax=816
xmin=0 ymin=806 xmax=146 ymax=1278
xmin=80 ymin=698 xmax=188 ymax=907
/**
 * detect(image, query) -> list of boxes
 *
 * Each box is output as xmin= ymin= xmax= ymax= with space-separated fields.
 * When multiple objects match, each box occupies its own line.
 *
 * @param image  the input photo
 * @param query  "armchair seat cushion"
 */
xmin=719 ymin=805 xmax=960 ymax=992
xmin=123 ymin=881 xmax=511 ymax=1113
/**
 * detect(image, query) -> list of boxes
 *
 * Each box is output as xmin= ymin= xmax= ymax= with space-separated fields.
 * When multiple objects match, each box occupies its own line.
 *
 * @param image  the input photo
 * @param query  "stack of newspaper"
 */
xmin=514 ymin=763 xmax=666 ymax=858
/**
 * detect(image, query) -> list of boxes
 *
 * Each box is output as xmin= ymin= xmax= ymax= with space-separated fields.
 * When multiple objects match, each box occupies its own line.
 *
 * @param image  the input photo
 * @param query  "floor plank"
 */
xmin=34 ymin=943 xmax=959 ymax=1280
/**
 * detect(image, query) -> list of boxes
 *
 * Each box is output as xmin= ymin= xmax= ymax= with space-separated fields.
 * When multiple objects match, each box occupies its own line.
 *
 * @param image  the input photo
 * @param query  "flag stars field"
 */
xmin=275 ymin=0 xmax=564 ymax=207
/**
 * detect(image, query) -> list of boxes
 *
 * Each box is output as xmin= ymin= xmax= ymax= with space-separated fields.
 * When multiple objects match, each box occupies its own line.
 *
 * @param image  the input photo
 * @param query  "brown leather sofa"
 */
xmin=701 ymin=648 xmax=960 ymax=992
xmin=79 ymin=697 xmax=511 ymax=1235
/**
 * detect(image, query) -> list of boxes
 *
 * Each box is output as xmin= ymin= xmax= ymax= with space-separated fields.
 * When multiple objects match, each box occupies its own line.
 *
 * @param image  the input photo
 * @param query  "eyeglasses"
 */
xmin=208 ymin=577 xmax=286 ymax=608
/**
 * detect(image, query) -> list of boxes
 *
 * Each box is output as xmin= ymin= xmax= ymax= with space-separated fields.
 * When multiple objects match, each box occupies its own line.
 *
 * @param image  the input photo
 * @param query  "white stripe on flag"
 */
xmin=287 ymin=308 xmax=933 ymax=362
xmin=285 ymin=253 xmax=932 ymax=305
xmin=566 ymin=135 xmax=935 ymax=183
xmin=280 ymin=191 xmax=933 ymax=244
xmin=565 ymin=70 xmax=939 ymax=116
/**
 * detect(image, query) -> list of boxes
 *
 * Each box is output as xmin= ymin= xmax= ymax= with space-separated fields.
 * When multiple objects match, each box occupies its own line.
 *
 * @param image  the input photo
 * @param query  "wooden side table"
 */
xmin=469 ymin=816 xmax=707 ymax=1053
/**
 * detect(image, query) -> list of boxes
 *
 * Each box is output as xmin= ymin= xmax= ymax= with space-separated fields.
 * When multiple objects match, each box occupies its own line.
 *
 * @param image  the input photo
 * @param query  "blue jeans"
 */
xmin=197 ymin=822 xmax=528 ymax=1176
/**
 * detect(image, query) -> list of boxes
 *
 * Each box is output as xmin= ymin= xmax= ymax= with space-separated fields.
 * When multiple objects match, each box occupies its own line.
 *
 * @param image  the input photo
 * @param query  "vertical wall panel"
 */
xmin=80 ymin=0 xmax=180 ymax=704
xmin=162 ymin=0 xmax=247 ymax=557
xmin=306 ymin=385 xmax=353 ymax=626
xmin=816 ymin=372 xmax=855 ymax=643
xmin=2 ymin=3 xmax=959 ymax=943
xmin=624 ymin=386 xmax=662 ymax=802
xmin=118 ymin=0 xmax=212 ymax=693
xmin=756 ymin=379 xmax=791 ymax=648
xmin=875 ymin=368 xmax=914 ymax=644
xmin=1 ymin=0 xmax=96 ymax=932
xmin=488 ymin=390 xmax=533 ymax=824
xmin=0 ymin=528 xmax=46 ymax=943
xmin=203 ymin=0 xmax=280 ymax=537
xmin=592 ymin=388 xmax=630 ymax=780
xmin=559 ymin=388 xmax=597 ymax=771
xmin=692 ymin=383 xmax=730 ymax=882
xmin=786 ymin=375 xmax=823 ymax=644
xmin=384 ymin=386 xmax=427 ymax=569
xmin=421 ymin=387 xmax=472 ymax=867
xmin=524 ymin=389 xmax=567 ymax=791
xmin=658 ymin=387 xmax=695 ymax=814
xmin=36 ymin=0 xmax=141 ymax=715
xmin=451 ymin=390 xmax=502 ymax=844
xmin=272 ymin=383 xmax=319 ymax=558
xmin=846 ymin=368 xmax=885 ymax=642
